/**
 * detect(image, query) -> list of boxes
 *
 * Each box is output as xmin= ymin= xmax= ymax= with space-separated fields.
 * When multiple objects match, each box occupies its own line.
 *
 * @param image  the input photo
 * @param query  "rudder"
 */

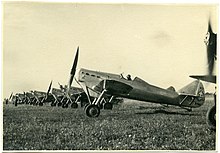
xmin=178 ymin=80 xmax=205 ymax=108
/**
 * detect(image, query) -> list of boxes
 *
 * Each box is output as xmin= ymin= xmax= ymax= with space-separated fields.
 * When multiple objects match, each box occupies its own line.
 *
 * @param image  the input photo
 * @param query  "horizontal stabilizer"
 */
xmin=178 ymin=80 xmax=205 ymax=108
xmin=93 ymin=80 xmax=133 ymax=95
xmin=190 ymin=75 xmax=216 ymax=84
xmin=178 ymin=80 xmax=204 ymax=96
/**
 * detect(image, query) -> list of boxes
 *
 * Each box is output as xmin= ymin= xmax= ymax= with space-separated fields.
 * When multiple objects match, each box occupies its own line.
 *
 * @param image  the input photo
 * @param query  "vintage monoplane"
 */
xmin=66 ymin=47 xmax=205 ymax=117
xmin=50 ymin=84 xmax=88 ymax=108
xmin=190 ymin=19 xmax=217 ymax=129
xmin=24 ymin=81 xmax=53 ymax=106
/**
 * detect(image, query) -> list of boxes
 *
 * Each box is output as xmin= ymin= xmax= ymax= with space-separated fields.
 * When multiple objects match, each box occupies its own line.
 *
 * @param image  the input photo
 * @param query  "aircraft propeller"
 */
xmin=206 ymin=19 xmax=217 ymax=76
xmin=204 ymin=18 xmax=217 ymax=130
xmin=9 ymin=92 xmax=13 ymax=100
xmin=58 ymin=82 xmax=65 ymax=91
xmin=46 ymin=80 xmax=53 ymax=96
xmin=68 ymin=46 xmax=79 ymax=92
xmin=190 ymin=18 xmax=217 ymax=83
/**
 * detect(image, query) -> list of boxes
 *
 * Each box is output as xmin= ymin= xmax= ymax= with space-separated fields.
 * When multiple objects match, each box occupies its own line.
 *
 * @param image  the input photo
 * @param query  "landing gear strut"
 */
xmin=104 ymin=103 xmax=113 ymax=110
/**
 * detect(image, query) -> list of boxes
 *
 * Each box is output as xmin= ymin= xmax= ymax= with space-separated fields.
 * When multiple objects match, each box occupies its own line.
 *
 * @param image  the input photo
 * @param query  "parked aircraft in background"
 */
xmin=11 ymin=81 xmax=53 ymax=106
xmin=50 ymin=85 xmax=88 ymax=108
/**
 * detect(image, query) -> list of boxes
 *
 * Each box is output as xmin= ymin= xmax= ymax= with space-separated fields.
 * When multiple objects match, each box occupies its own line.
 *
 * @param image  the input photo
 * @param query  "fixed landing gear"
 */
xmin=83 ymin=87 xmax=115 ymax=117
xmin=104 ymin=103 xmax=113 ymax=110
xmin=57 ymin=102 xmax=62 ymax=107
xmin=71 ymin=103 xmax=78 ymax=108
xmin=206 ymin=105 xmax=216 ymax=130
xmin=84 ymin=100 xmax=114 ymax=117
xmin=85 ymin=104 xmax=100 ymax=117
xmin=51 ymin=102 xmax=55 ymax=107
xmin=15 ymin=101 xmax=18 ymax=106
xmin=62 ymin=103 xmax=68 ymax=108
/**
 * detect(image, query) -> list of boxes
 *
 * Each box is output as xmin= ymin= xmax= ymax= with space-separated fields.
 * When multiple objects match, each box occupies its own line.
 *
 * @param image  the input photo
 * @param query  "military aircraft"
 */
xmin=12 ymin=93 xmax=27 ymax=106
xmin=23 ymin=92 xmax=36 ymax=105
xmin=4 ymin=92 xmax=13 ymax=104
xmin=190 ymin=19 xmax=217 ymax=130
xmin=65 ymin=47 xmax=205 ymax=117
xmin=50 ymin=83 xmax=89 ymax=108
xmin=23 ymin=81 xmax=53 ymax=106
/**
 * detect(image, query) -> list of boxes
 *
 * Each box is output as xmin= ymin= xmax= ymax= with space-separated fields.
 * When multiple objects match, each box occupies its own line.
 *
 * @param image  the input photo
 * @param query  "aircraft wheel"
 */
xmin=57 ymin=102 xmax=62 ymax=107
xmin=15 ymin=101 xmax=18 ymax=107
xmin=206 ymin=105 xmax=216 ymax=130
xmin=104 ymin=103 xmax=113 ymax=110
xmin=39 ymin=102 xmax=43 ymax=106
xmin=71 ymin=103 xmax=78 ymax=109
xmin=84 ymin=103 xmax=90 ymax=110
xmin=85 ymin=104 xmax=100 ymax=117
xmin=99 ymin=103 xmax=103 ymax=109
xmin=62 ymin=103 xmax=68 ymax=108
xmin=81 ymin=101 xmax=87 ymax=107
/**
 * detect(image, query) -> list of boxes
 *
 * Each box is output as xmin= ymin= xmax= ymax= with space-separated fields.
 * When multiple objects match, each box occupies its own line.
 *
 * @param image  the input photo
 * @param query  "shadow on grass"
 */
xmin=135 ymin=109 xmax=199 ymax=116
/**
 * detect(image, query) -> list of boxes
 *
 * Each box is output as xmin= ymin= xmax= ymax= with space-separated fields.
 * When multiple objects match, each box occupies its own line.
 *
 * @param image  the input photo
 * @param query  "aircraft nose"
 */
xmin=75 ymin=69 xmax=80 ymax=81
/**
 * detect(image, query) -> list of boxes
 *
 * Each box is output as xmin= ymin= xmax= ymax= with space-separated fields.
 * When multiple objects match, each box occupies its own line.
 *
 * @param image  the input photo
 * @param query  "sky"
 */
xmin=2 ymin=2 xmax=218 ymax=98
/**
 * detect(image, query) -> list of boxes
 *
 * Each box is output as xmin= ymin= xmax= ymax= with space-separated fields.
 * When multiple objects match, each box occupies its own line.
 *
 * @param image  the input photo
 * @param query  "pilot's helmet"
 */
xmin=127 ymin=74 xmax=131 ymax=80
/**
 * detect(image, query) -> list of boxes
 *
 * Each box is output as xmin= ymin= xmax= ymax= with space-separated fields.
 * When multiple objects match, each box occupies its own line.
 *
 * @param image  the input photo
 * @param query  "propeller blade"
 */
xmin=47 ymin=80 xmax=53 ymax=95
xmin=58 ymin=82 xmax=64 ymax=90
xmin=9 ymin=92 xmax=13 ymax=100
xmin=207 ymin=46 xmax=215 ymax=75
xmin=208 ymin=19 xmax=213 ymax=34
xmin=68 ymin=47 xmax=79 ymax=90
xmin=206 ymin=19 xmax=217 ymax=75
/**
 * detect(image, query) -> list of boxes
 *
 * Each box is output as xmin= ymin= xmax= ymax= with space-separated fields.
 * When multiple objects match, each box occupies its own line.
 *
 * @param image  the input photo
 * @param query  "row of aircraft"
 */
xmin=5 ymin=83 xmax=89 ymax=108
xmin=6 ymin=82 xmax=123 ymax=109
xmin=5 ymin=18 xmax=216 ymax=130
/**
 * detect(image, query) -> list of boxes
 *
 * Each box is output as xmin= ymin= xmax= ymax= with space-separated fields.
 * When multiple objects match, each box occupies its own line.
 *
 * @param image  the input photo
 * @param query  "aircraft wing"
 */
xmin=93 ymin=80 xmax=133 ymax=95
xmin=190 ymin=75 xmax=216 ymax=84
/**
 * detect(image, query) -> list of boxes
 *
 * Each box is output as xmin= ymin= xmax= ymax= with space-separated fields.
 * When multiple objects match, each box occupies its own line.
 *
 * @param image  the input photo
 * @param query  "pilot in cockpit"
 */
xmin=120 ymin=73 xmax=132 ymax=81
xmin=127 ymin=74 xmax=132 ymax=81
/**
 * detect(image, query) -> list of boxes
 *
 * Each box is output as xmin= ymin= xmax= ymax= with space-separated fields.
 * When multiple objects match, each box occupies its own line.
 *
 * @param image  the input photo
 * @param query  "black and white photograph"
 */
xmin=2 ymin=1 xmax=218 ymax=151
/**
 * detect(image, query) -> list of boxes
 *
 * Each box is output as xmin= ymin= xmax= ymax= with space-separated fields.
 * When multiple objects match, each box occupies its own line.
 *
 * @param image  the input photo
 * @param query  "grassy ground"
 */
xmin=3 ymin=96 xmax=216 ymax=150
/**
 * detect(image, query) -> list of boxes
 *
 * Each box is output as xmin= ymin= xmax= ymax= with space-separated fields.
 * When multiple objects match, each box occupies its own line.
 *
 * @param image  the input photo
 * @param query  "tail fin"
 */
xmin=178 ymin=80 xmax=205 ymax=108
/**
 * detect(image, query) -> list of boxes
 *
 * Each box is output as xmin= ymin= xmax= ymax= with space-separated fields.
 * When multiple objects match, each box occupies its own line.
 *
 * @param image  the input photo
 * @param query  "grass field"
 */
xmin=3 ymin=96 xmax=216 ymax=150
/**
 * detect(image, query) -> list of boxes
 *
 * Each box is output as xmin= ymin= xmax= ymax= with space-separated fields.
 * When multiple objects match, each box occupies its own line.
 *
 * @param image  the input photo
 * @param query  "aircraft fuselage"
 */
xmin=77 ymin=68 xmax=205 ymax=108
